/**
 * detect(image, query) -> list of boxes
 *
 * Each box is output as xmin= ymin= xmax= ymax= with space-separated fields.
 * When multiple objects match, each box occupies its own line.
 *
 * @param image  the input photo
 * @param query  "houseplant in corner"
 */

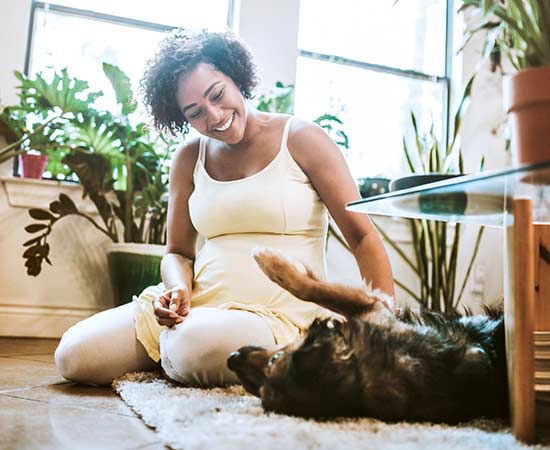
xmin=0 ymin=72 xmax=99 ymax=179
xmin=14 ymin=64 xmax=174 ymax=305
xmin=462 ymin=0 xmax=550 ymax=164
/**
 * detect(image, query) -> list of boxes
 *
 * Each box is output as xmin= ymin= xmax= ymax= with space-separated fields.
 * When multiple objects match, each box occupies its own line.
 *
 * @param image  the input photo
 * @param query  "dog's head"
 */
xmin=227 ymin=318 xmax=363 ymax=417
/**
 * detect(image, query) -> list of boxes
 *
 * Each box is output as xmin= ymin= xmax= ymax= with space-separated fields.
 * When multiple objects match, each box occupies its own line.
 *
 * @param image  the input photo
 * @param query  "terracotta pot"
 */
xmin=19 ymin=153 xmax=48 ymax=179
xmin=504 ymin=67 xmax=550 ymax=165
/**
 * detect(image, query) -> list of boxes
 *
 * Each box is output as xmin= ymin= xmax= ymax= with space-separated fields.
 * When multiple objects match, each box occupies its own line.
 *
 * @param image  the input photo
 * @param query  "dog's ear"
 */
xmin=290 ymin=343 xmax=325 ymax=384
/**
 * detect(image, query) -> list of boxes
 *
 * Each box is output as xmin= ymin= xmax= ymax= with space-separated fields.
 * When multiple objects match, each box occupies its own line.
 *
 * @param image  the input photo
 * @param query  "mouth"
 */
xmin=227 ymin=347 xmax=269 ymax=396
xmin=212 ymin=112 xmax=234 ymax=133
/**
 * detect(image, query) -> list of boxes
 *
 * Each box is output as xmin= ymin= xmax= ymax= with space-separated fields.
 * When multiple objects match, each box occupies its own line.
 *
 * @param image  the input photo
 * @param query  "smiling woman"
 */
xmin=54 ymin=28 xmax=395 ymax=389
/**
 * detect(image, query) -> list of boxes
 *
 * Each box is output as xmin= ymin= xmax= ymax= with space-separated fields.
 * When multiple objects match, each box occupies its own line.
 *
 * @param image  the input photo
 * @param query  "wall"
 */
xmin=454 ymin=8 xmax=510 ymax=308
xmin=236 ymin=0 xmax=300 ymax=96
xmin=0 ymin=0 xmax=113 ymax=337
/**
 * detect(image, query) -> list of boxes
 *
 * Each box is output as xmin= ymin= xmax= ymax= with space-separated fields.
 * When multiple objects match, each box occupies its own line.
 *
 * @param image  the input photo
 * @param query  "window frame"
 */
xmin=17 ymin=0 xmax=235 ymax=176
xmin=296 ymin=0 xmax=455 ymax=173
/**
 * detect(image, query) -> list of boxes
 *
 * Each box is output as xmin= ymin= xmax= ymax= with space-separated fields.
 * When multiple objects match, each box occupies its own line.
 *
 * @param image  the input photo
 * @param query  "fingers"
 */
xmin=153 ymin=286 xmax=191 ymax=327
xmin=169 ymin=288 xmax=190 ymax=318
xmin=153 ymin=296 xmax=183 ymax=327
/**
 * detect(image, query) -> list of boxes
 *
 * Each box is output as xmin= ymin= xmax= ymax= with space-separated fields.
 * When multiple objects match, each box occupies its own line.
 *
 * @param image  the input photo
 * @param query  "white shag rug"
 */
xmin=112 ymin=371 xmax=550 ymax=450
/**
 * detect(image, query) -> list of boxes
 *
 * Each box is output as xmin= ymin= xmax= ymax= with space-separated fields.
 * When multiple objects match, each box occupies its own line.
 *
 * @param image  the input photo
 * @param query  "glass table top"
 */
xmin=346 ymin=161 xmax=550 ymax=227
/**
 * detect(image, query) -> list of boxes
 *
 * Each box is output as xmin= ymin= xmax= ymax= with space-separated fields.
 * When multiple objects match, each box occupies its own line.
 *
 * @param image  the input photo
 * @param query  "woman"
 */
xmin=54 ymin=29 xmax=394 ymax=387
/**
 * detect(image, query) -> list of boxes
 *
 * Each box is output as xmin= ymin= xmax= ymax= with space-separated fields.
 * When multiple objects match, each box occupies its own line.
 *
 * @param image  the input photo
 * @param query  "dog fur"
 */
xmin=227 ymin=248 xmax=508 ymax=423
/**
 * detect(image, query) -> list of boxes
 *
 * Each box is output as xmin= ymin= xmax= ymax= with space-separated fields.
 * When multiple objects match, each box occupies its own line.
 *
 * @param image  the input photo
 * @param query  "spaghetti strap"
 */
xmin=194 ymin=138 xmax=207 ymax=175
xmin=280 ymin=116 xmax=295 ymax=150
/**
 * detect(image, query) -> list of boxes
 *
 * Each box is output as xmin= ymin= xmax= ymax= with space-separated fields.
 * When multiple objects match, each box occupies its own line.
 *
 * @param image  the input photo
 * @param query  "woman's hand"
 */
xmin=153 ymin=286 xmax=191 ymax=327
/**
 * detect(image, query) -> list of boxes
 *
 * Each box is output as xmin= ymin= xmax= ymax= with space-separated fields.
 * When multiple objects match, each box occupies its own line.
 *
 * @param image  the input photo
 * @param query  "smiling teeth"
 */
xmin=214 ymin=114 xmax=233 ymax=132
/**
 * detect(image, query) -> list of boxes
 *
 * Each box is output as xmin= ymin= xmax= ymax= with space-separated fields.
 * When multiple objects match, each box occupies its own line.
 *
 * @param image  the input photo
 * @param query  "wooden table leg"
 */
xmin=505 ymin=198 xmax=536 ymax=443
xmin=534 ymin=225 xmax=550 ymax=331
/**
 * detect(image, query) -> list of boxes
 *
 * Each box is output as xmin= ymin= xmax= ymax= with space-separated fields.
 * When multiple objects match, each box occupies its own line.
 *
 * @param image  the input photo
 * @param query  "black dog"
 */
xmin=227 ymin=248 xmax=508 ymax=423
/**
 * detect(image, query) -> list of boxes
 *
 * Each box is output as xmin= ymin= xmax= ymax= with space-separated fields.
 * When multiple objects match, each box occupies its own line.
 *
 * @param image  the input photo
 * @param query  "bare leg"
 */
xmin=159 ymin=307 xmax=276 ymax=386
xmin=54 ymin=302 xmax=159 ymax=386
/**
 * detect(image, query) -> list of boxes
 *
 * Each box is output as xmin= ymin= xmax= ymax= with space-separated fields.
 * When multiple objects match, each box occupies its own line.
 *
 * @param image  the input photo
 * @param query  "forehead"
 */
xmin=176 ymin=63 xmax=227 ymax=106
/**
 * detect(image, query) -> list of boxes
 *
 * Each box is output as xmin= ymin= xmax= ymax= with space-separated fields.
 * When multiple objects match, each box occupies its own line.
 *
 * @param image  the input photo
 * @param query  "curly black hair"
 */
xmin=140 ymin=29 xmax=259 ymax=136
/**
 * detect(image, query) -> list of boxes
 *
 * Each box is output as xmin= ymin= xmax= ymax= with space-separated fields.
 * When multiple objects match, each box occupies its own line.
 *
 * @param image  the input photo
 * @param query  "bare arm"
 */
xmin=155 ymin=138 xmax=200 ymax=326
xmin=287 ymin=119 xmax=395 ymax=297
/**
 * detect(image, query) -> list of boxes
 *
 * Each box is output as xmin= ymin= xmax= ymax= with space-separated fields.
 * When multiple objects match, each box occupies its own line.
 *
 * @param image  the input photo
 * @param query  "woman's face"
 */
xmin=176 ymin=63 xmax=248 ymax=144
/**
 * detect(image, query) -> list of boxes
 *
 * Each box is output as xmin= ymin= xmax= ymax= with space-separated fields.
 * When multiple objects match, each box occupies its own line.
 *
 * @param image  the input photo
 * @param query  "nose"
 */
xmin=207 ymin=104 xmax=224 ymax=126
xmin=227 ymin=351 xmax=241 ymax=371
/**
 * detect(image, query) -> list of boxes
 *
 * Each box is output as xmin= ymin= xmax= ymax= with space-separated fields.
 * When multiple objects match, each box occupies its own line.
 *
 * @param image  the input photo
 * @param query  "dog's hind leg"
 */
xmin=252 ymin=247 xmax=395 ymax=324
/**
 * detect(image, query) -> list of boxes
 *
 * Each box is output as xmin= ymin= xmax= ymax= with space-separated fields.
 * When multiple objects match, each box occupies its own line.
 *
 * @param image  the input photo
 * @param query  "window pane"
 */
xmin=298 ymin=0 xmax=447 ymax=76
xmin=294 ymin=57 xmax=446 ymax=179
xmin=30 ymin=10 xmax=169 ymax=115
xmin=43 ymin=0 xmax=229 ymax=29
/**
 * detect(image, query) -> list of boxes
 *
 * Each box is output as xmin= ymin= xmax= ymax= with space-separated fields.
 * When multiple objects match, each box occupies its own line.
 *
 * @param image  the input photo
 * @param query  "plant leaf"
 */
xmin=102 ymin=63 xmax=138 ymax=115
xmin=28 ymin=209 xmax=55 ymax=221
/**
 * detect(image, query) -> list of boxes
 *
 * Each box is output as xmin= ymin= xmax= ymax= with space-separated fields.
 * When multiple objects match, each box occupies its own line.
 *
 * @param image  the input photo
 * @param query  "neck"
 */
xmin=226 ymin=103 xmax=263 ymax=151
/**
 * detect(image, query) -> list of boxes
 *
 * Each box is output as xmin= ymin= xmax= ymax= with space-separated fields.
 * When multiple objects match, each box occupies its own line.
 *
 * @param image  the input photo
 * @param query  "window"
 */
xmin=294 ymin=0 xmax=452 ymax=179
xmin=27 ymin=1 xmax=233 ymax=115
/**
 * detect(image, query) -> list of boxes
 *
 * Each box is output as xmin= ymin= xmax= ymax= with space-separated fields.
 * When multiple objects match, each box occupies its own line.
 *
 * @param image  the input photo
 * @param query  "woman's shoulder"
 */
xmin=170 ymin=137 xmax=201 ymax=180
xmin=287 ymin=117 xmax=335 ymax=168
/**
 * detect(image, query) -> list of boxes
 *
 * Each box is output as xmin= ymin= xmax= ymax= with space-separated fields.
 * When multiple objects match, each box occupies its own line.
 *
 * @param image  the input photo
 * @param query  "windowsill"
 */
xmin=1 ymin=176 xmax=98 ymax=215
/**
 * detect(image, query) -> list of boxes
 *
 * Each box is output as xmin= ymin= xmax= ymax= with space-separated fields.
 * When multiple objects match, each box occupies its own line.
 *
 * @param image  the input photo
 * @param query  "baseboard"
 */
xmin=0 ymin=303 xmax=104 ymax=338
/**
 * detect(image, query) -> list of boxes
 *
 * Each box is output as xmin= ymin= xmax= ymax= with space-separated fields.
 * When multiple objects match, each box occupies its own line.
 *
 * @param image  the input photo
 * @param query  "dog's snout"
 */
xmin=227 ymin=351 xmax=242 ymax=371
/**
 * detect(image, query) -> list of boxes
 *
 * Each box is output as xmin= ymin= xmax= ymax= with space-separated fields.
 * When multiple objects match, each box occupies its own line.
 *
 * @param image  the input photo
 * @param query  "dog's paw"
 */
xmin=252 ymin=247 xmax=309 ymax=288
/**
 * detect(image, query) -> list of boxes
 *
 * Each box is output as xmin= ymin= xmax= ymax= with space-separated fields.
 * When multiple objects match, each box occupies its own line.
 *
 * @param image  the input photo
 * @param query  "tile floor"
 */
xmin=0 ymin=337 xmax=165 ymax=450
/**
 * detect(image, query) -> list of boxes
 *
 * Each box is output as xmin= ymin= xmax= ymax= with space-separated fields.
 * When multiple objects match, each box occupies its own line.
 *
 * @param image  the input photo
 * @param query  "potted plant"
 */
xmin=0 ymin=70 xmax=103 ymax=179
xmin=3 ymin=65 xmax=175 ymax=305
xmin=461 ymin=0 xmax=550 ymax=165
xmin=377 ymin=77 xmax=486 ymax=312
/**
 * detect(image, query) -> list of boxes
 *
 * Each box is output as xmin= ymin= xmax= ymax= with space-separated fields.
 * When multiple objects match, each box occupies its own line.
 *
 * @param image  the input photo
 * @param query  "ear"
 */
xmin=290 ymin=344 xmax=324 ymax=384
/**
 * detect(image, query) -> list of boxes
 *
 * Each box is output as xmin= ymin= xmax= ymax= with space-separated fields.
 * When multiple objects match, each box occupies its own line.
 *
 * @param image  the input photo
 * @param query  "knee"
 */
xmin=160 ymin=323 xmax=237 ymax=386
xmin=54 ymin=332 xmax=108 ymax=386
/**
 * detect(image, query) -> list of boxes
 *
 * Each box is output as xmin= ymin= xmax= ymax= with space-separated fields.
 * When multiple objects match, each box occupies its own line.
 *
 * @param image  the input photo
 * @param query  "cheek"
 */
xmin=187 ymin=118 xmax=208 ymax=134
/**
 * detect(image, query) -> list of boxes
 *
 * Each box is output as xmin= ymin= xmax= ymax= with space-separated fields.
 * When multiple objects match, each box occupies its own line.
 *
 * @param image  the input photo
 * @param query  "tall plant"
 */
xmin=378 ymin=77 xmax=485 ymax=312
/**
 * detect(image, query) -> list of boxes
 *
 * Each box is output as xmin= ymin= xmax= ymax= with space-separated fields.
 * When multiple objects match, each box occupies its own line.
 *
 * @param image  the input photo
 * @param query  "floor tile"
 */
xmin=0 ymin=357 xmax=68 ymax=393
xmin=0 ymin=395 xmax=159 ymax=450
xmin=0 ymin=337 xmax=59 ymax=356
xmin=5 ymin=382 xmax=137 ymax=417
xmin=8 ymin=353 xmax=56 ymax=363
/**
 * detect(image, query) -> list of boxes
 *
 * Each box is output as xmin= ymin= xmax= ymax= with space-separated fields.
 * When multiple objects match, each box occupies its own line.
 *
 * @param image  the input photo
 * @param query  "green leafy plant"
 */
xmin=461 ymin=0 xmax=550 ymax=70
xmin=256 ymin=81 xmax=295 ymax=114
xmin=256 ymin=81 xmax=350 ymax=152
xmin=2 ymin=65 xmax=175 ymax=276
xmin=377 ymin=78 xmax=486 ymax=312
xmin=0 ymin=69 xmax=103 ymax=178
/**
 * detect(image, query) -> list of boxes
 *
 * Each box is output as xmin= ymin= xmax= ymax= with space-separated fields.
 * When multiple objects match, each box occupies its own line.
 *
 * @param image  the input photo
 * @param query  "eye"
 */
xmin=268 ymin=351 xmax=283 ymax=367
xmin=212 ymin=89 xmax=224 ymax=101
xmin=188 ymin=109 xmax=202 ymax=120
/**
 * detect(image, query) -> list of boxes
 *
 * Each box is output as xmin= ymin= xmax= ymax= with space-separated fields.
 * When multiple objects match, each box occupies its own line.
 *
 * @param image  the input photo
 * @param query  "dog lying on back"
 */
xmin=227 ymin=248 xmax=508 ymax=423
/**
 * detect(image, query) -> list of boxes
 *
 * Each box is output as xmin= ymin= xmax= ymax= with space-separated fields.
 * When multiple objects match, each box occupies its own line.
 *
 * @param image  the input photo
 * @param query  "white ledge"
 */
xmin=1 ymin=176 xmax=99 ymax=215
